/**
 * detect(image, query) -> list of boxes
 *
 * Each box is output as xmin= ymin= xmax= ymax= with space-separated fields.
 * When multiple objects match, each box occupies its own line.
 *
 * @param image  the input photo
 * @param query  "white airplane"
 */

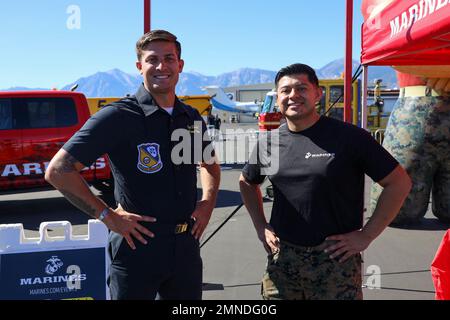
xmin=203 ymin=86 xmax=261 ymax=114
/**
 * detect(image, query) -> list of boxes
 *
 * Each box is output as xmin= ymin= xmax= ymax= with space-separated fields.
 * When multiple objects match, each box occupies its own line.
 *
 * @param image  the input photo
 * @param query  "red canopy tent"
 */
xmin=358 ymin=0 xmax=450 ymax=129
xmin=360 ymin=0 xmax=450 ymax=300
xmin=361 ymin=0 xmax=450 ymax=66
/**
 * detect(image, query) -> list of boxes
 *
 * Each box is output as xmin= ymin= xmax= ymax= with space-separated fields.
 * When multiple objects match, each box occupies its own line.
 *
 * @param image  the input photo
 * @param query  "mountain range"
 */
xmin=1 ymin=59 xmax=398 ymax=98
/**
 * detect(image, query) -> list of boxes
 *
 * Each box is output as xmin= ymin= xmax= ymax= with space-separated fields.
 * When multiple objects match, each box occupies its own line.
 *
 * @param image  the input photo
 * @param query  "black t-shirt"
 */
xmin=242 ymin=116 xmax=398 ymax=246
xmin=63 ymin=85 xmax=214 ymax=224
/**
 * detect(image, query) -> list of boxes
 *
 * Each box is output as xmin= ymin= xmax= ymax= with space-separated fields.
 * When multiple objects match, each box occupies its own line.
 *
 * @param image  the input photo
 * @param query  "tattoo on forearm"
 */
xmin=54 ymin=153 xmax=79 ymax=174
xmin=60 ymin=189 xmax=98 ymax=218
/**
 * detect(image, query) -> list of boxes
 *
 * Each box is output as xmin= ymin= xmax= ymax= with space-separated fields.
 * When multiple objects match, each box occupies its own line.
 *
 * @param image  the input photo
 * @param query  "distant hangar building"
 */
xmin=224 ymin=83 xmax=274 ymax=103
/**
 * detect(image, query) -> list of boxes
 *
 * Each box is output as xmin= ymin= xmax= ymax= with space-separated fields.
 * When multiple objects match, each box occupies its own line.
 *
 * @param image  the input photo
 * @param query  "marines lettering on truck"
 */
xmin=1 ymin=158 xmax=106 ymax=177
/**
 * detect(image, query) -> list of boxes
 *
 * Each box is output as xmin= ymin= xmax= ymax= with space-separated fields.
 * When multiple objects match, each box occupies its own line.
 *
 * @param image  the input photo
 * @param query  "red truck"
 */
xmin=0 ymin=91 xmax=113 ymax=193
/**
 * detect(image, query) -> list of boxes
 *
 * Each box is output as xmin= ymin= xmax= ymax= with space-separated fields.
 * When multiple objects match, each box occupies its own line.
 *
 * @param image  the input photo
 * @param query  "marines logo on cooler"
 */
xmin=45 ymin=256 xmax=64 ymax=275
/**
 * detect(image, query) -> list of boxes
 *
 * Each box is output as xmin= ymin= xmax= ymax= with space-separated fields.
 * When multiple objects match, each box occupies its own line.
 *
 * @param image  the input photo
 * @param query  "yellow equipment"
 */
xmin=87 ymin=95 xmax=212 ymax=116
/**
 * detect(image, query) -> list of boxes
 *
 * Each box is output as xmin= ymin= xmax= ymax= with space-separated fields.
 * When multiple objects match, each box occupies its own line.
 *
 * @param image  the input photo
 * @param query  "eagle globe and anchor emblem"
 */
xmin=45 ymin=256 xmax=64 ymax=275
xmin=137 ymin=143 xmax=163 ymax=174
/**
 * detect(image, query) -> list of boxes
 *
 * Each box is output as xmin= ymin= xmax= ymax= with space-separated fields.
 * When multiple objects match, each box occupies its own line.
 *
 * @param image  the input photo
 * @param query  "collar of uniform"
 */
xmin=135 ymin=84 xmax=188 ymax=118
xmin=172 ymin=98 xmax=189 ymax=118
xmin=135 ymin=84 xmax=158 ymax=116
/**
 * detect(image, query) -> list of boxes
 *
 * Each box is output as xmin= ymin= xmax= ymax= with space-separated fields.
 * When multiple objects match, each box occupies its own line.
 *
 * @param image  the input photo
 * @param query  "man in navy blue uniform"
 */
xmin=239 ymin=63 xmax=411 ymax=299
xmin=46 ymin=30 xmax=220 ymax=300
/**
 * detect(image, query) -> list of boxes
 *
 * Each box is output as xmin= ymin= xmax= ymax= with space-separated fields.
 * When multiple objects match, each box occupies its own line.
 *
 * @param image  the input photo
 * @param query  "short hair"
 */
xmin=274 ymin=63 xmax=319 ymax=88
xmin=135 ymin=29 xmax=182 ymax=61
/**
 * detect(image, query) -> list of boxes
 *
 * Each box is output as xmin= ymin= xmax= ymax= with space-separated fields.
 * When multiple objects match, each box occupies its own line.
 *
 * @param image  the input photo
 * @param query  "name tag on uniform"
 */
xmin=187 ymin=124 xmax=201 ymax=134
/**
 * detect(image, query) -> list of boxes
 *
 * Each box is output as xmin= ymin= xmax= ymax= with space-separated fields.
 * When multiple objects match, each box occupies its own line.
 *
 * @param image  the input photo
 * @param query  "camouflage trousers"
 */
xmin=261 ymin=240 xmax=363 ymax=300
xmin=371 ymin=96 xmax=450 ymax=224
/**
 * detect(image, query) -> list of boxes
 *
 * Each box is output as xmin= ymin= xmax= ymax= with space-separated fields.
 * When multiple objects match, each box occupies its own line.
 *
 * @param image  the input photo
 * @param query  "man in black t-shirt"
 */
xmin=239 ymin=63 xmax=411 ymax=300
xmin=45 ymin=30 xmax=220 ymax=300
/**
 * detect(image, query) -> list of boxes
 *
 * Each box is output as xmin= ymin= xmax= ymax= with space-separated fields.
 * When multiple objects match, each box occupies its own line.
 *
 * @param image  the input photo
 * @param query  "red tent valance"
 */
xmin=361 ymin=0 xmax=450 ymax=66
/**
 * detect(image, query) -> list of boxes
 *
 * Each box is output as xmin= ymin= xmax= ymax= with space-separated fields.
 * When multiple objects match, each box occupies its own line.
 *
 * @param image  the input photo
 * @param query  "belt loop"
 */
xmin=425 ymin=87 xmax=432 ymax=97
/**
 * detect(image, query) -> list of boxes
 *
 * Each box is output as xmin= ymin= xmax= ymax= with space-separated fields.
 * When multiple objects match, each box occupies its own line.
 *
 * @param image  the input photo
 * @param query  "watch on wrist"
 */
xmin=98 ymin=207 xmax=110 ymax=221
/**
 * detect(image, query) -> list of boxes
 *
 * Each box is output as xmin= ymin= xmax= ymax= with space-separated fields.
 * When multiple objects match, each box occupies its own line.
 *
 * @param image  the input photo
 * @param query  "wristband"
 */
xmin=98 ymin=207 xmax=110 ymax=221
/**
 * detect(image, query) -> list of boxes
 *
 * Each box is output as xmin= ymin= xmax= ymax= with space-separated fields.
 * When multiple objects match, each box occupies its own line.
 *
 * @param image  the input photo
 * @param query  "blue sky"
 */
xmin=0 ymin=0 xmax=364 ymax=89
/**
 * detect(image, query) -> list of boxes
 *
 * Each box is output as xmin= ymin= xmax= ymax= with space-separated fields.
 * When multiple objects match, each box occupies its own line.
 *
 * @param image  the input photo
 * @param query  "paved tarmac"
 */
xmin=201 ymin=168 xmax=449 ymax=300
xmin=1 ymin=122 xmax=448 ymax=300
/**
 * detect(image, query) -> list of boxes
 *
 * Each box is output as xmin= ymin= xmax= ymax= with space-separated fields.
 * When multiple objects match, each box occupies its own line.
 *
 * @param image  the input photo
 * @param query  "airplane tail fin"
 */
xmin=203 ymin=86 xmax=237 ymax=109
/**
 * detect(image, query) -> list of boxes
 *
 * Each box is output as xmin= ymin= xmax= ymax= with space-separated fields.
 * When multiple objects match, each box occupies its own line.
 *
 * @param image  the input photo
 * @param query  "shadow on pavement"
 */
xmin=213 ymin=189 xmax=272 ymax=208
xmin=202 ymin=283 xmax=225 ymax=291
xmin=214 ymin=189 xmax=243 ymax=208
xmin=389 ymin=218 xmax=450 ymax=231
